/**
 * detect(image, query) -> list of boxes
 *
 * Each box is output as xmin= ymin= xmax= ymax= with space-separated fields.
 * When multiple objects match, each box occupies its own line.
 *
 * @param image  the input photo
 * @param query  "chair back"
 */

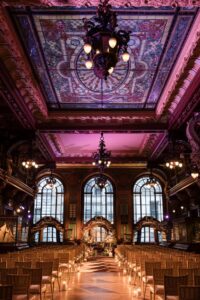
xmin=7 ymin=274 xmax=30 ymax=295
xmin=145 ymin=262 xmax=161 ymax=276
xmin=179 ymin=268 xmax=196 ymax=285
xmin=23 ymin=268 xmax=43 ymax=284
xmin=164 ymin=275 xmax=188 ymax=296
xmin=58 ymin=253 xmax=69 ymax=264
xmin=194 ymin=275 xmax=200 ymax=285
xmin=36 ymin=261 xmax=53 ymax=276
xmin=0 ymin=268 xmax=17 ymax=284
xmin=0 ymin=262 xmax=6 ymax=268
xmin=15 ymin=261 xmax=32 ymax=273
xmin=0 ymin=285 xmax=13 ymax=300
xmin=153 ymin=268 xmax=173 ymax=285
xmin=179 ymin=286 xmax=200 ymax=300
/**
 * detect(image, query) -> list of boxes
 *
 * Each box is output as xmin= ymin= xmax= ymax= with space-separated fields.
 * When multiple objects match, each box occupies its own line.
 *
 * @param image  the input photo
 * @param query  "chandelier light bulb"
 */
xmin=191 ymin=172 xmax=199 ymax=179
xmin=178 ymin=162 xmax=183 ymax=168
xmin=166 ymin=162 xmax=170 ymax=167
xmin=109 ymin=37 xmax=117 ymax=48
xmin=96 ymin=49 xmax=100 ymax=54
xmin=108 ymin=67 xmax=114 ymax=74
xmin=85 ymin=60 xmax=93 ymax=69
xmin=122 ymin=52 xmax=130 ymax=62
xmin=83 ymin=43 xmax=92 ymax=54
xmin=92 ymin=162 xmax=96 ymax=166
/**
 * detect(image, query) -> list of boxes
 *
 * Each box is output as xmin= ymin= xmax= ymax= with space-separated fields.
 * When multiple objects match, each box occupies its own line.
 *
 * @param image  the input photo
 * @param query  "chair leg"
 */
xmin=143 ymin=283 xmax=147 ymax=300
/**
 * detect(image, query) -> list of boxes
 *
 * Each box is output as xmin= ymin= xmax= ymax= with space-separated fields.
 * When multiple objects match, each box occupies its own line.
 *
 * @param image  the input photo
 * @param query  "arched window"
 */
xmin=43 ymin=226 xmax=57 ymax=242
xmin=133 ymin=176 xmax=163 ymax=224
xmin=141 ymin=226 xmax=155 ymax=243
xmin=33 ymin=177 xmax=64 ymax=224
xmin=83 ymin=177 xmax=114 ymax=224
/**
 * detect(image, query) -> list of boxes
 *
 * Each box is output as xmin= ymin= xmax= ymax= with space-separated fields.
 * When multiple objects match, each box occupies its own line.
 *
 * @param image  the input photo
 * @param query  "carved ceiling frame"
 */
xmin=1 ymin=0 xmax=200 ymax=7
xmin=0 ymin=7 xmax=48 ymax=120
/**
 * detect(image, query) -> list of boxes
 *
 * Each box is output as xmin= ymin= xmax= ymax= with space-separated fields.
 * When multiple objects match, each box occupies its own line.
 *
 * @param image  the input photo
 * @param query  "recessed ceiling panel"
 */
xmin=11 ymin=7 xmax=196 ymax=110
xmin=41 ymin=132 xmax=164 ymax=160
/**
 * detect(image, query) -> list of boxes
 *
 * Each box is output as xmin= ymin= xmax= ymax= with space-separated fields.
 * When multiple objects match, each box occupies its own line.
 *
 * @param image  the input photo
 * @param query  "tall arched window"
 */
xmin=133 ymin=176 xmax=163 ymax=224
xmin=84 ymin=177 xmax=114 ymax=224
xmin=33 ymin=177 xmax=64 ymax=224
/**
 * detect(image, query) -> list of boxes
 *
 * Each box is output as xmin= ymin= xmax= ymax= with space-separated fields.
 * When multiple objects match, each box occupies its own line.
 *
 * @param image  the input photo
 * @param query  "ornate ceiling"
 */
xmin=11 ymin=7 xmax=197 ymax=110
xmin=0 ymin=2 xmax=200 ymax=165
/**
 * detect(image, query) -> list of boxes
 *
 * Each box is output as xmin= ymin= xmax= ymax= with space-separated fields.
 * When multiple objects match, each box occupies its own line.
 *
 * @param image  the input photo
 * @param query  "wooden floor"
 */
xmin=44 ymin=256 xmax=146 ymax=300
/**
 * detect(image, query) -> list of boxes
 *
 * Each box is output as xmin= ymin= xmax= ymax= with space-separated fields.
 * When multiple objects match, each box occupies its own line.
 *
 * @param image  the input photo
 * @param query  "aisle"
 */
xmin=52 ymin=256 xmax=143 ymax=300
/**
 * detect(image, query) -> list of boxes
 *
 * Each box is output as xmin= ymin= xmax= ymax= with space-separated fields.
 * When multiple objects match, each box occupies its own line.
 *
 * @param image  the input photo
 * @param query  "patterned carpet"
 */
xmin=80 ymin=256 xmax=119 ymax=273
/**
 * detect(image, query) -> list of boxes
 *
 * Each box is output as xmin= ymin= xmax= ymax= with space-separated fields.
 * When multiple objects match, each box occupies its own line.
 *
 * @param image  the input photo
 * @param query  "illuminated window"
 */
xmin=141 ymin=226 xmax=155 ymax=243
xmin=133 ymin=176 xmax=163 ymax=223
xmin=43 ymin=226 xmax=57 ymax=242
xmin=33 ymin=177 xmax=64 ymax=224
xmin=84 ymin=177 xmax=114 ymax=223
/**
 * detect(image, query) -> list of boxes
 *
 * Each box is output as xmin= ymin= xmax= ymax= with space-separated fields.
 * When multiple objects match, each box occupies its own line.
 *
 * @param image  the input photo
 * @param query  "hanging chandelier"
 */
xmin=145 ymin=168 xmax=157 ymax=188
xmin=83 ymin=0 xmax=130 ymax=80
xmin=146 ymin=177 xmax=157 ymax=188
xmin=190 ymin=164 xmax=199 ymax=179
xmin=46 ymin=170 xmax=56 ymax=189
xmin=92 ymin=132 xmax=111 ymax=188
xmin=165 ymin=139 xmax=183 ymax=169
xmin=22 ymin=160 xmax=38 ymax=169
xmin=92 ymin=132 xmax=111 ymax=170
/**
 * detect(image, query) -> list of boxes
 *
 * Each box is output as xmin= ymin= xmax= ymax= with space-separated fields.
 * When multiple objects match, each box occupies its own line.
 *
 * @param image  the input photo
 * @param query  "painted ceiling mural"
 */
xmin=11 ymin=7 xmax=197 ymax=110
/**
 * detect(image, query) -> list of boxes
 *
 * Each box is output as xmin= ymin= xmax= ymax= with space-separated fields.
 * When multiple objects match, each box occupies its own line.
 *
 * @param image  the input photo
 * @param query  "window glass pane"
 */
xmin=133 ymin=176 xmax=163 ymax=225
xmin=33 ymin=177 xmax=64 ymax=230
xmin=83 ymin=177 xmax=114 ymax=223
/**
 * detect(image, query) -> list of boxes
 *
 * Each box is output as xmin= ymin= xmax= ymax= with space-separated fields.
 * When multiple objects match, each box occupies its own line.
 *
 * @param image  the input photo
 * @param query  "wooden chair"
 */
xmin=142 ymin=261 xmax=161 ymax=299
xmin=179 ymin=286 xmax=200 ymax=300
xmin=23 ymin=268 xmax=46 ymax=300
xmin=0 ymin=268 xmax=17 ymax=284
xmin=0 ymin=285 xmax=13 ymax=300
xmin=194 ymin=275 xmax=200 ymax=285
xmin=0 ymin=261 xmax=6 ymax=268
xmin=36 ymin=261 xmax=54 ymax=299
xmin=179 ymin=268 xmax=196 ymax=285
xmin=7 ymin=274 xmax=30 ymax=300
xmin=157 ymin=275 xmax=188 ymax=300
xmin=15 ymin=261 xmax=32 ymax=273
xmin=149 ymin=268 xmax=173 ymax=300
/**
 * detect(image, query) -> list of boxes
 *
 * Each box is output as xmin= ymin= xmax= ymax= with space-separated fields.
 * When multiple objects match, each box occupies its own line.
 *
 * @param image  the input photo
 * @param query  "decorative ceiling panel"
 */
xmin=11 ymin=7 xmax=197 ymax=110
xmin=40 ymin=131 xmax=165 ymax=160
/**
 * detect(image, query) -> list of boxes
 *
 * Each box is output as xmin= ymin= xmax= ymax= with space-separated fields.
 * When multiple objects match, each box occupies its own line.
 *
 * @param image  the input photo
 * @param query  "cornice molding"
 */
xmin=156 ymin=11 xmax=200 ymax=126
xmin=1 ymin=0 xmax=200 ymax=7
xmin=0 ymin=7 xmax=48 ymax=120
xmin=0 ymin=62 xmax=36 ymax=129
xmin=0 ymin=168 xmax=34 ymax=196
xmin=169 ymin=176 xmax=199 ymax=196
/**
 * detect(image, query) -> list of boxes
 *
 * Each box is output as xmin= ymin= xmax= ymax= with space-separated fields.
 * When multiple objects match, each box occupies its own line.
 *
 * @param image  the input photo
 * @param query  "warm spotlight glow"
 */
xmin=191 ymin=172 xmax=199 ymax=179
xmin=85 ymin=60 xmax=93 ymax=69
xmin=122 ymin=52 xmax=130 ymax=62
xmin=83 ymin=43 xmax=92 ymax=54
xmin=108 ymin=37 xmax=117 ymax=48
xmin=108 ymin=67 xmax=114 ymax=74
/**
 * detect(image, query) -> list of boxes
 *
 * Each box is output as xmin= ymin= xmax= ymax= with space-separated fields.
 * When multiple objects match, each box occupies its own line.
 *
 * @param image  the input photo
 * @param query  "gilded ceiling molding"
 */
xmin=0 ymin=77 xmax=34 ymax=129
xmin=1 ymin=0 xmax=200 ymax=7
xmin=156 ymin=11 xmax=200 ymax=120
xmin=186 ymin=112 xmax=200 ymax=170
xmin=143 ymin=133 xmax=161 ymax=157
xmin=36 ymin=132 xmax=56 ymax=160
xmin=170 ymin=86 xmax=200 ymax=129
xmin=0 ymin=7 xmax=48 ymax=119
